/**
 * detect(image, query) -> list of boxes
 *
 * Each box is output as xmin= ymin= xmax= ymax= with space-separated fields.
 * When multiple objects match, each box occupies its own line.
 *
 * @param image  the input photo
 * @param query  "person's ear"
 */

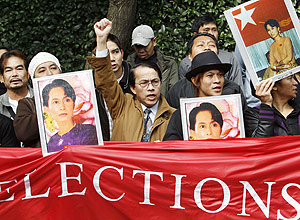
xmin=152 ymin=37 xmax=157 ymax=46
xmin=191 ymin=75 xmax=200 ymax=87
xmin=188 ymin=53 xmax=193 ymax=62
xmin=121 ymin=49 xmax=124 ymax=60
xmin=130 ymin=85 xmax=136 ymax=94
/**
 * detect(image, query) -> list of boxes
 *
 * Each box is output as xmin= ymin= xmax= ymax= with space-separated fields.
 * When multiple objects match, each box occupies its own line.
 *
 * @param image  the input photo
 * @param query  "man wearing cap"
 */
xmin=127 ymin=24 xmax=179 ymax=97
xmin=0 ymin=50 xmax=33 ymax=119
xmin=166 ymin=33 xmax=245 ymax=109
xmin=163 ymin=50 xmax=246 ymax=140
xmin=88 ymin=18 xmax=175 ymax=142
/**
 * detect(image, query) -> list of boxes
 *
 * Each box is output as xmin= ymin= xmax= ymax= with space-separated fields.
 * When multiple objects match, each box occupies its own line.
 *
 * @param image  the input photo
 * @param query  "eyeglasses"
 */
xmin=136 ymin=78 xmax=160 ymax=89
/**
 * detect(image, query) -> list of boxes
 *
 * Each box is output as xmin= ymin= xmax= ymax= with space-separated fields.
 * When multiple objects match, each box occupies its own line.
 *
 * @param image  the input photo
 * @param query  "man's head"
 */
xmin=0 ymin=47 xmax=8 ymax=83
xmin=272 ymin=74 xmax=298 ymax=100
xmin=0 ymin=50 xmax=29 ymax=91
xmin=129 ymin=62 xmax=161 ymax=108
xmin=107 ymin=34 xmax=124 ymax=77
xmin=192 ymin=14 xmax=218 ymax=40
xmin=131 ymin=25 xmax=157 ymax=60
xmin=28 ymin=52 xmax=61 ymax=79
xmin=189 ymin=102 xmax=223 ymax=140
xmin=187 ymin=32 xmax=219 ymax=61
xmin=0 ymin=47 xmax=8 ymax=58
xmin=186 ymin=51 xmax=231 ymax=97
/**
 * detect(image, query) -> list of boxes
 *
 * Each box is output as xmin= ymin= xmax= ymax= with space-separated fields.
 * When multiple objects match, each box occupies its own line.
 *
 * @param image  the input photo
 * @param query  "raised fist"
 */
xmin=94 ymin=18 xmax=112 ymax=38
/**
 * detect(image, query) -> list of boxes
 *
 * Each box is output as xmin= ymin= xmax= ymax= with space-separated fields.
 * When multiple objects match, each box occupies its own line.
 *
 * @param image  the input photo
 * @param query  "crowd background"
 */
xmin=1 ymin=0 xmax=298 ymax=73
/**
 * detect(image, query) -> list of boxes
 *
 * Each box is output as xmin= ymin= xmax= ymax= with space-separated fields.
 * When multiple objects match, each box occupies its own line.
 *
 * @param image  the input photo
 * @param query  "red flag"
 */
xmin=232 ymin=0 xmax=293 ymax=46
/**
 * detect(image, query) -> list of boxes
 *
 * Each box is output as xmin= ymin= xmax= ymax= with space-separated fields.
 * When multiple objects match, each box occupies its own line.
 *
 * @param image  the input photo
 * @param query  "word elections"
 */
xmin=0 ymin=163 xmax=299 ymax=220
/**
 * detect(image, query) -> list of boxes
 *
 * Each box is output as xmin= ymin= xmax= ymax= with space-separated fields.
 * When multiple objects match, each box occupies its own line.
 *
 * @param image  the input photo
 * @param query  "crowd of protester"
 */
xmin=0 ymin=13 xmax=300 ymax=148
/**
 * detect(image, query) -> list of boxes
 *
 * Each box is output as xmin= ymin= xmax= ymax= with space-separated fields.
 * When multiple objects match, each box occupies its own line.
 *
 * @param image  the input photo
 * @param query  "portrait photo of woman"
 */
xmin=189 ymin=103 xmax=223 ymax=140
xmin=225 ymin=0 xmax=300 ymax=85
xmin=42 ymin=78 xmax=98 ymax=153
xmin=181 ymin=94 xmax=244 ymax=140
xmin=263 ymin=19 xmax=298 ymax=79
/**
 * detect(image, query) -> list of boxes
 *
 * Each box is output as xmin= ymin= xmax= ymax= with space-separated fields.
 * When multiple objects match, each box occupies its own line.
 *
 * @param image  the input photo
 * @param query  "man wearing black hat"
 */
xmin=163 ymin=50 xmax=246 ymax=140
xmin=166 ymin=33 xmax=245 ymax=109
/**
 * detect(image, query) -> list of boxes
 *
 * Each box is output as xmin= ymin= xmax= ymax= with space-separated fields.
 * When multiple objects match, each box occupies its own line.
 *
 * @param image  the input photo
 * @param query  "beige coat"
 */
xmin=88 ymin=55 xmax=175 ymax=142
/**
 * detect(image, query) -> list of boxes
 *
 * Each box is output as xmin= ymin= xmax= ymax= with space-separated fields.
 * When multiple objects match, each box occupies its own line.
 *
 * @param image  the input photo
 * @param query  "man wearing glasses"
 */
xmin=88 ymin=18 xmax=175 ymax=142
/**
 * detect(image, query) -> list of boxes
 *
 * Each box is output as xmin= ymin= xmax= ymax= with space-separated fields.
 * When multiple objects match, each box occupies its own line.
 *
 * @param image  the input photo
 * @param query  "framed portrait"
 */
xmin=224 ymin=0 xmax=300 ymax=86
xmin=33 ymin=70 xmax=103 ymax=156
xmin=180 ymin=94 xmax=245 ymax=141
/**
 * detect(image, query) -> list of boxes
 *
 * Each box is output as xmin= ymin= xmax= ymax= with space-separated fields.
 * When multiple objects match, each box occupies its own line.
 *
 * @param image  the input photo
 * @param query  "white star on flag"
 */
xmin=234 ymin=6 xmax=256 ymax=31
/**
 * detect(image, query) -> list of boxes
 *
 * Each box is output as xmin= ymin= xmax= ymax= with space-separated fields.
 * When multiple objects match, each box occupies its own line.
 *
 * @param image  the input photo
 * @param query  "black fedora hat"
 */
xmin=185 ymin=51 xmax=232 ymax=81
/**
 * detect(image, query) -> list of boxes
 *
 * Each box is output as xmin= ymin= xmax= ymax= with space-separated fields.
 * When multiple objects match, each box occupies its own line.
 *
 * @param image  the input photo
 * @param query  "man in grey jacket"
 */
xmin=178 ymin=14 xmax=243 ymax=88
xmin=0 ymin=50 xmax=33 ymax=119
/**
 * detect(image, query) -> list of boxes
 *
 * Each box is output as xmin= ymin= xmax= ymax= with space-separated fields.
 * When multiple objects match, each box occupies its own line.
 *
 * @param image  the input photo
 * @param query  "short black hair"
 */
xmin=91 ymin=34 xmax=122 ymax=51
xmin=42 ymin=79 xmax=76 ymax=107
xmin=189 ymin=102 xmax=223 ymax=130
xmin=0 ymin=50 xmax=29 ymax=75
xmin=192 ymin=14 xmax=217 ymax=33
xmin=107 ymin=34 xmax=123 ymax=51
xmin=187 ymin=32 xmax=219 ymax=55
xmin=264 ymin=19 xmax=280 ymax=32
xmin=129 ymin=62 xmax=162 ymax=88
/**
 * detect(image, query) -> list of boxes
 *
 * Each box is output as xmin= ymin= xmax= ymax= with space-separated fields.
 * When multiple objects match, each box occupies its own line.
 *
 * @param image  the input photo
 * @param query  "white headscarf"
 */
xmin=28 ymin=52 xmax=61 ymax=79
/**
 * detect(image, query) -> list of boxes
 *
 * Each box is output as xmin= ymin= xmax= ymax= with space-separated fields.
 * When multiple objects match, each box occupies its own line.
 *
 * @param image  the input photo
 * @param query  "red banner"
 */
xmin=1 ymin=137 xmax=300 ymax=219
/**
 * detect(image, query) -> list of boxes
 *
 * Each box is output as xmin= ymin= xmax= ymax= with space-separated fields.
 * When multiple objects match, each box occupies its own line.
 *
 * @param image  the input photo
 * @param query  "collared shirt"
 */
xmin=141 ymin=101 xmax=159 ymax=125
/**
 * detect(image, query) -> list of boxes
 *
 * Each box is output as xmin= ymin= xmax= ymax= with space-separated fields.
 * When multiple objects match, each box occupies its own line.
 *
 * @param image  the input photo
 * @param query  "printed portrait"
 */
xmin=225 ymin=0 xmax=300 ymax=85
xmin=33 ymin=70 xmax=103 ymax=156
xmin=180 ymin=94 xmax=245 ymax=140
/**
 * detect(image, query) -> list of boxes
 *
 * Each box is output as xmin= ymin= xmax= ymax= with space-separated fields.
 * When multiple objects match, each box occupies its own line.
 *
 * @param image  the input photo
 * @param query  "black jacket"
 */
xmin=244 ymin=100 xmax=300 ymax=137
xmin=119 ymin=61 xmax=132 ymax=95
xmin=163 ymin=78 xmax=247 ymax=141
xmin=0 ymin=114 xmax=20 ymax=147
xmin=163 ymin=109 xmax=184 ymax=140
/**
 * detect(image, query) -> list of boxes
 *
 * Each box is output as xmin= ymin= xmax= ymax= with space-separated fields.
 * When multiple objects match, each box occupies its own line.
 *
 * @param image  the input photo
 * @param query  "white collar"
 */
xmin=141 ymin=101 xmax=159 ymax=123
xmin=116 ymin=68 xmax=124 ymax=83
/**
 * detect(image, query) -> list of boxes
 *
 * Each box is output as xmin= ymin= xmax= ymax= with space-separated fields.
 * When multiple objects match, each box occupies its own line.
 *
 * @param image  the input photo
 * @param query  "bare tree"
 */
xmin=107 ymin=0 xmax=137 ymax=52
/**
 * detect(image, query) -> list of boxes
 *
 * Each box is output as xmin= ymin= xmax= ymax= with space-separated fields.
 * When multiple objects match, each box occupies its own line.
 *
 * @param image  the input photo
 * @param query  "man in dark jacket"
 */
xmin=163 ymin=51 xmax=246 ymax=140
xmin=167 ymin=33 xmax=246 ymax=109
xmin=127 ymin=24 xmax=178 ymax=97
xmin=106 ymin=34 xmax=132 ymax=94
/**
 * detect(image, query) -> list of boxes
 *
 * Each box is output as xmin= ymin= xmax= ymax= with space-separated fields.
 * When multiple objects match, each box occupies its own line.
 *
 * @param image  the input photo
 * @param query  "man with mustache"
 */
xmin=0 ymin=50 xmax=33 ymax=119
